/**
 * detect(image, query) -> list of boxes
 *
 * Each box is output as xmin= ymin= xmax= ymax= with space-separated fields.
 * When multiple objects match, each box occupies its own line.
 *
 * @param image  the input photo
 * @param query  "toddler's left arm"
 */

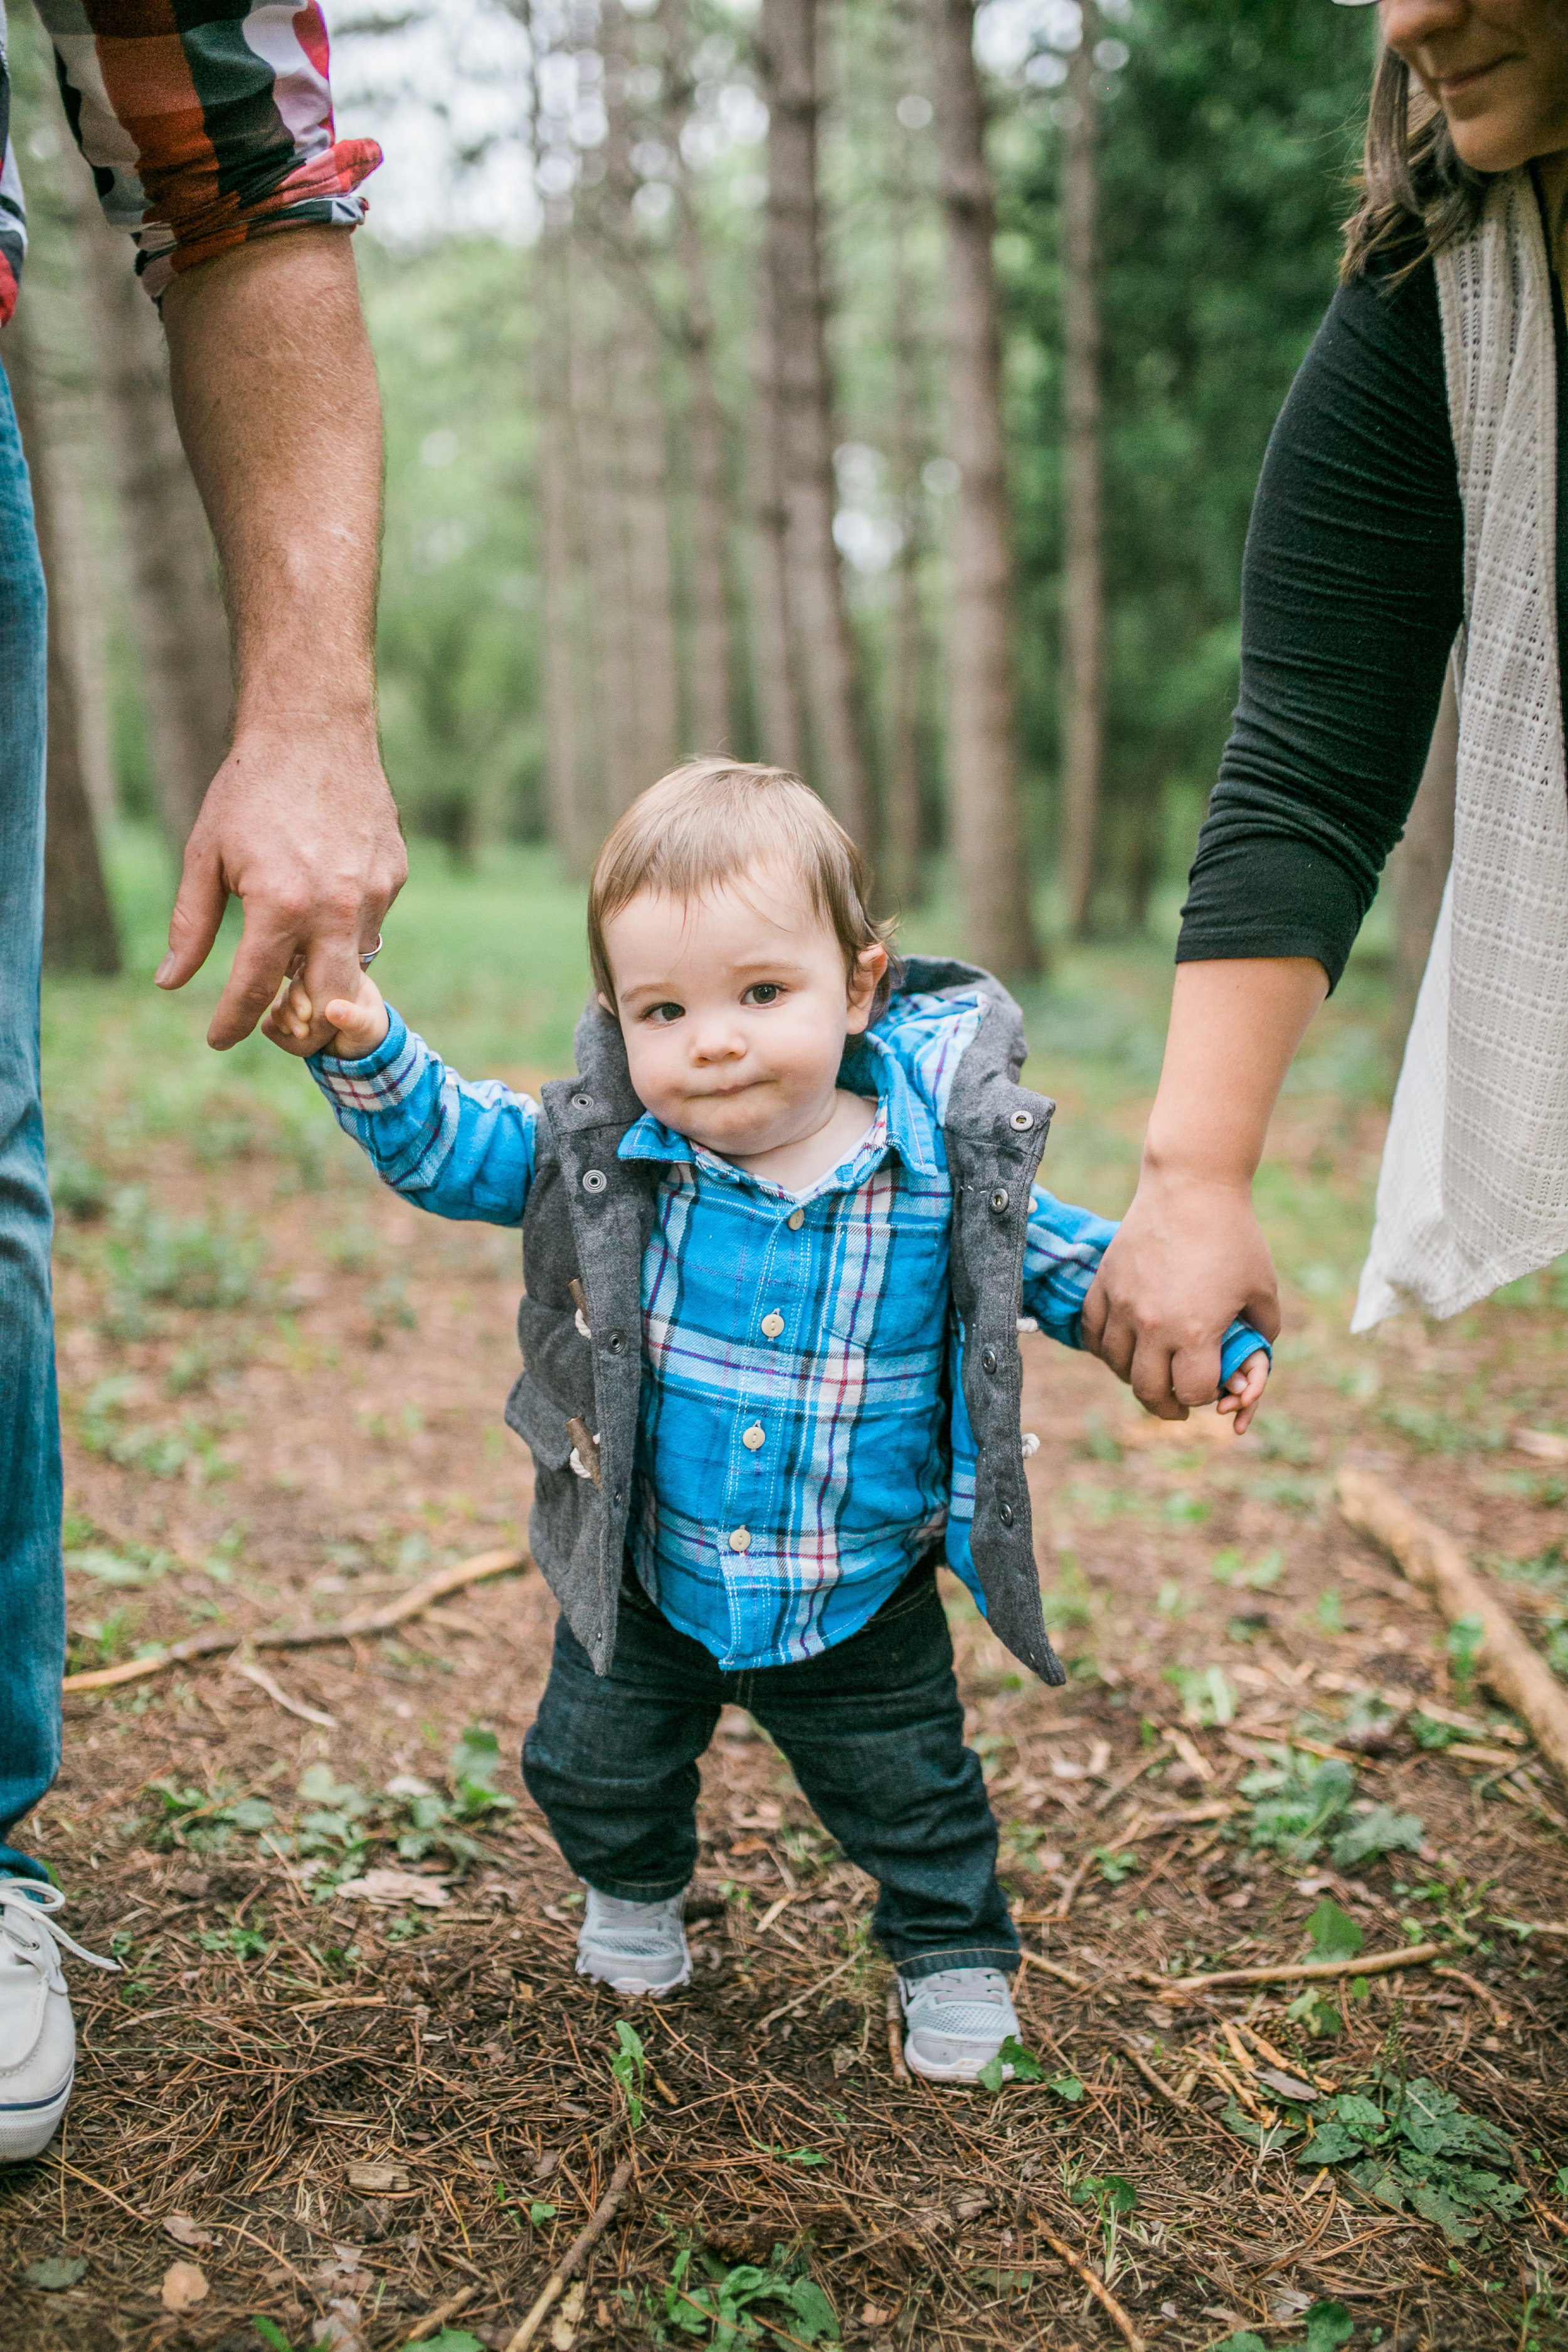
xmin=1022 ymin=1187 xmax=1271 ymax=1434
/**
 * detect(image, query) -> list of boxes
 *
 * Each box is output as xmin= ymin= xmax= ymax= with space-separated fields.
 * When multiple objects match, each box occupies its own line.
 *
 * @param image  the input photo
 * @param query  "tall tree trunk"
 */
xmin=3 ymin=299 xmax=120 ymax=975
xmin=884 ymin=209 xmax=928 ymax=912
xmin=538 ymin=235 xmax=597 ymax=877
xmin=571 ymin=268 xmax=642 ymax=823
xmin=928 ymin=0 xmax=1040 ymax=974
xmin=73 ymin=189 xmax=231 ymax=854
xmin=1389 ymin=667 xmax=1458 ymax=1049
xmin=618 ymin=308 xmax=680 ymax=786
xmin=758 ymin=0 xmax=874 ymax=849
xmin=747 ymin=322 xmax=805 ymax=771
xmin=1059 ymin=0 xmax=1104 ymax=940
xmin=667 ymin=0 xmax=734 ymax=755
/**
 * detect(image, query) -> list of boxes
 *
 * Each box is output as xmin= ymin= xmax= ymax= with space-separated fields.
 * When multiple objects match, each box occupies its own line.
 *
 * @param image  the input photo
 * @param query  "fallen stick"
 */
xmin=1157 ymin=1942 xmax=1441 ymax=1996
xmin=1433 ymin=1964 xmax=1511 ymax=2030
xmin=1338 ymin=1468 xmax=1568 ymax=1784
xmin=884 ymin=1984 xmax=911 ymax=2083
xmin=503 ymin=2151 xmax=635 ymax=2352
xmin=755 ymin=1952 xmax=859 ymax=2030
xmin=1017 ymin=1947 xmax=1089 ymax=1992
xmin=1116 ymin=2043 xmax=1189 ymax=2109
xmin=225 ymin=1657 xmax=336 ymax=1729
xmin=62 ymin=1547 xmax=528 ymax=1694
xmin=1031 ymin=2216 xmax=1145 ymax=2351
xmin=405 ymin=2284 xmax=477 ymax=2342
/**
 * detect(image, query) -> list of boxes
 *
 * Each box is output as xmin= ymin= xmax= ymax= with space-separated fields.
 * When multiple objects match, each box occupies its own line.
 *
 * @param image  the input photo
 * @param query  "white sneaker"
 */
xmin=0 ymin=1882 xmax=119 ymax=2163
xmin=576 ymin=1887 xmax=691 ymax=1996
xmin=899 ymin=1966 xmax=1019 ymax=2083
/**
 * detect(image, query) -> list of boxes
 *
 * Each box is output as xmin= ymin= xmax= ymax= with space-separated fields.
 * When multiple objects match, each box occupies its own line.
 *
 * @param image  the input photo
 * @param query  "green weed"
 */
xmin=635 ymin=2239 xmax=839 ymax=2347
xmin=1240 ymin=1749 xmax=1424 ymax=1870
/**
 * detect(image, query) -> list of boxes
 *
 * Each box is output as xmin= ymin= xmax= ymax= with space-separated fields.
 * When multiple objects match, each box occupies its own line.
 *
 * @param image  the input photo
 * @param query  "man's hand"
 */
xmin=160 ymin=721 xmax=403 ymax=1050
xmin=1081 ymin=1173 xmax=1281 ymax=1421
xmin=154 ymin=228 xmax=403 ymax=1051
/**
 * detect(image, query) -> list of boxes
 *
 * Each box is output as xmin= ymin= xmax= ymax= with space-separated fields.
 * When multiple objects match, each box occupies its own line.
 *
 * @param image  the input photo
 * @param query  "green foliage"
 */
xmin=1207 ymin=2336 xmax=1266 ymax=2352
xmin=645 ymin=2240 xmax=839 ymax=2346
xmin=1304 ymin=2307 xmax=1355 ymax=2352
xmin=1211 ymin=1547 xmax=1285 ymax=1591
xmin=401 ymin=2335 xmax=486 ymax=2352
xmin=1409 ymin=1712 xmax=1461 ymax=1751
xmin=1241 ymin=1748 xmax=1424 ymax=1871
xmin=250 ymin=2322 xmax=293 ymax=2351
xmin=1163 ymin=1663 xmax=1237 ymax=1725
xmin=1306 ymin=1899 xmax=1363 ymax=1961
xmin=1092 ymin=1845 xmax=1140 ymax=1886
xmin=24 ymin=2258 xmax=88 ymax=2289
xmin=448 ymin=1724 xmax=516 ymax=1821
xmin=198 ymin=1924 xmax=272 ymax=1961
xmin=612 ymin=2018 xmax=647 ymax=2130
xmin=1221 ymin=2063 xmax=1522 ymax=2244
xmin=977 ymin=2035 xmax=1045 ymax=2094
xmin=1447 ymin=1613 xmax=1486 ymax=1702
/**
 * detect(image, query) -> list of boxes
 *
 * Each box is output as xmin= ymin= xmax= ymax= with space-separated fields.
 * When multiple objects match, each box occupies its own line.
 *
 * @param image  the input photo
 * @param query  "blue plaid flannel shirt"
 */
xmin=310 ymin=992 xmax=1267 ymax=1670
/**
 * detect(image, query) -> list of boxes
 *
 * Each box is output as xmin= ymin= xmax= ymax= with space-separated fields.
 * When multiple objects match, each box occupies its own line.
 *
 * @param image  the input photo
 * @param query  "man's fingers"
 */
xmin=206 ymin=913 xmax=310 ymax=1050
xmin=157 ymin=847 xmax=228 ymax=990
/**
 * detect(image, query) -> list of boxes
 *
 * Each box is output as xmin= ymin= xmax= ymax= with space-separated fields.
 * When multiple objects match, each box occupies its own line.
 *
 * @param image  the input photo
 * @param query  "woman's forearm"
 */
xmin=1143 ymin=958 xmax=1328 ymax=1187
xmin=1079 ymin=956 xmax=1328 ymax=1419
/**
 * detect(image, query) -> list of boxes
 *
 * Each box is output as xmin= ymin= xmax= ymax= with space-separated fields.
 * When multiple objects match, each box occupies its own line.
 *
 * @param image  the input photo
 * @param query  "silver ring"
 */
xmin=359 ymin=933 xmax=383 ymax=971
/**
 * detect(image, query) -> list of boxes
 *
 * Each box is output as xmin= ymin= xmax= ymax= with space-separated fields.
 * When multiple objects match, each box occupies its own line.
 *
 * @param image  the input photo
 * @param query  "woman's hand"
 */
xmin=1081 ymin=1174 xmax=1281 ymax=1420
xmin=1079 ymin=956 xmax=1327 ymax=1421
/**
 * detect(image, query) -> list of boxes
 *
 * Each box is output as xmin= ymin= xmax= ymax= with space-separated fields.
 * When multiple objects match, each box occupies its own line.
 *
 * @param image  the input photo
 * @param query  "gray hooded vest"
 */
xmin=504 ymin=955 xmax=1067 ymax=1688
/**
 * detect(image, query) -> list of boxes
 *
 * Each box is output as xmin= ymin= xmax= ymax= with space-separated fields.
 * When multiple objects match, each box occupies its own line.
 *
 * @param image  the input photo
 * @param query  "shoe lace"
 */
xmin=0 ymin=1882 xmax=120 ymax=1973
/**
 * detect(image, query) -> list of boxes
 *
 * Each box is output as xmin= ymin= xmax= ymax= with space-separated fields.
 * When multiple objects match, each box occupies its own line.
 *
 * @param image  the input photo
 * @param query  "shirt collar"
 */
xmin=617 ymin=1028 xmax=938 ymax=1189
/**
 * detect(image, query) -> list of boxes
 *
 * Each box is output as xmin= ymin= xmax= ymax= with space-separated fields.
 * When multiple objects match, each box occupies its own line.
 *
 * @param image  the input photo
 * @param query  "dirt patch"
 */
xmin=5 ymin=1126 xmax=1567 ymax=2348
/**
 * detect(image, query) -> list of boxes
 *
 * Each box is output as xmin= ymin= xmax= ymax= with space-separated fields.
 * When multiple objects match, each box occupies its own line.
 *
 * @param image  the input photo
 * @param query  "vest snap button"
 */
xmin=1009 ymin=1110 xmax=1034 ymax=1131
xmin=571 ymin=1093 xmax=593 ymax=1111
xmin=607 ymin=1332 xmax=625 ymax=1352
xmin=980 ymin=1346 xmax=999 ymax=1374
xmin=990 ymin=1188 xmax=1010 ymax=1213
xmin=999 ymin=1502 xmax=1015 ymax=1527
xmin=582 ymin=1168 xmax=608 ymax=1194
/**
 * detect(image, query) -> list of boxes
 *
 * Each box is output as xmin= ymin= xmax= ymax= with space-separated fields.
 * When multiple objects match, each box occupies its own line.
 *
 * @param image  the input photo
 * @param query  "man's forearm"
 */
xmin=1143 ymin=958 xmax=1329 ymax=1189
xmin=161 ymin=228 xmax=381 ymax=732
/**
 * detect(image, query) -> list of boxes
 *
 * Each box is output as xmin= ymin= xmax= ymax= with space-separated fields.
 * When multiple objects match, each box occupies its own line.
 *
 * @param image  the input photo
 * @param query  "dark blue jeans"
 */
xmin=522 ymin=1560 xmax=1019 ymax=1983
xmin=0 ymin=363 xmax=60 ymax=1885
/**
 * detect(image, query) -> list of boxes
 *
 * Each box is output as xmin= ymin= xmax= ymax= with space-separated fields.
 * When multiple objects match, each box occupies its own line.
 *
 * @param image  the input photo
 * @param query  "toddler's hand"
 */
xmin=262 ymin=969 xmax=389 ymax=1061
xmin=1216 ymin=1348 xmax=1269 ymax=1438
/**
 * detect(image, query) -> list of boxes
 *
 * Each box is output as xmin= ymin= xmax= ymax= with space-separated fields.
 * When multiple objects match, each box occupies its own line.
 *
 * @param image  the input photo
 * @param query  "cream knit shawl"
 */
xmin=1352 ymin=171 xmax=1568 ymax=1332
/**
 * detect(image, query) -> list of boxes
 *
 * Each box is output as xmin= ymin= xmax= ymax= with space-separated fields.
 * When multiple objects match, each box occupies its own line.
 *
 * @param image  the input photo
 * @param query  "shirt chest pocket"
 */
xmin=814 ymin=1199 xmax=951 ymax=1358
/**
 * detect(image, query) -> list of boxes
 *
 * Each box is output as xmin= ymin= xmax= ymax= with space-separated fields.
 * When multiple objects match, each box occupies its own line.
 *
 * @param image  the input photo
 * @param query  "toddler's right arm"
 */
xmin=265 ymin=970 xmax=538 ymax=1225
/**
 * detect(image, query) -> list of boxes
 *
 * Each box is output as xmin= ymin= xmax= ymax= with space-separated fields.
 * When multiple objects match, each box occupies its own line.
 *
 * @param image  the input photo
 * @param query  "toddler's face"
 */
xmin=600 ymin=864 xmax=883 ymax=1162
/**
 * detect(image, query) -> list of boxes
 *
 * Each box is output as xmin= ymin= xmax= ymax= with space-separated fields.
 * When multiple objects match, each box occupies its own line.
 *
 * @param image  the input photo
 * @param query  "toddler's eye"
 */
xmin=644 ymin=1002 xmax=684 ymax=1025
xmin=743 ymin=983 xmax=783 ymax=1006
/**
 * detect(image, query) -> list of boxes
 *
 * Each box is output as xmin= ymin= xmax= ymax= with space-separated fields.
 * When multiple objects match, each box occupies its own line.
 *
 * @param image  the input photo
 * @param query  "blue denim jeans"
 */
xmin=522 ymin=1559 xmax=1019 ymax=1983
xmin=0 ymin=364 xmax=60 ymax=1885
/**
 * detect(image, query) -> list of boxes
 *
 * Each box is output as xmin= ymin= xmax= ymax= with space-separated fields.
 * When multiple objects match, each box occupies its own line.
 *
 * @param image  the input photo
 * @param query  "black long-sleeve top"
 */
xmin=1176 ymin=240 xmax=1567 ymax=988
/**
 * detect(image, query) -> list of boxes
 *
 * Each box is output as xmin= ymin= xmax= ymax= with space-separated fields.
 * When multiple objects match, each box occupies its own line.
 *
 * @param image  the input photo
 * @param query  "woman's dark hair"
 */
xmin=1342 ymin=47 xmax=1491 ymax=283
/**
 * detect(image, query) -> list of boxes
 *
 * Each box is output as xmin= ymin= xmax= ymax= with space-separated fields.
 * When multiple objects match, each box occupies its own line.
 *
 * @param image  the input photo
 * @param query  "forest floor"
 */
xmin=8 ymin=842 xmax=1568 ymax=2351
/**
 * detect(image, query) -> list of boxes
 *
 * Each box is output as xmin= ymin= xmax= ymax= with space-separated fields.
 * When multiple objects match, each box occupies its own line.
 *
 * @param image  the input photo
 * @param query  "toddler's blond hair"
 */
xmin=588 ymin=760 xmax=897 ymax=1014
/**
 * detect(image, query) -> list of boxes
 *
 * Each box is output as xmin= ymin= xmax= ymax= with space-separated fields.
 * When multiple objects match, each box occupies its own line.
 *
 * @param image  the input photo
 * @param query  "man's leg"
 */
xmin=0 ymin=359 xmax=59 ymax=1885
xmin=747 ymin=1564 xmax=1019 ymax=1981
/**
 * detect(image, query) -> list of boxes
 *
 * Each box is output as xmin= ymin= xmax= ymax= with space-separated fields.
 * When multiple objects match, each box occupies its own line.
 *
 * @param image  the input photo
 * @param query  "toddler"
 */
xmin=268 ymin=761 xmax=1268 ymax=2081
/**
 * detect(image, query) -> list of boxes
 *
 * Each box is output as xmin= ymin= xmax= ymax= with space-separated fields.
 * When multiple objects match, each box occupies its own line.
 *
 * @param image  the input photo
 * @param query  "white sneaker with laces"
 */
xmin=576 ymin=1886 xmax=691 ymax=1997
xmin=899 ymin=1966 xmax=1019 ymax=2083
xmin=0 ymin=1882 xmax=119 ymax=2163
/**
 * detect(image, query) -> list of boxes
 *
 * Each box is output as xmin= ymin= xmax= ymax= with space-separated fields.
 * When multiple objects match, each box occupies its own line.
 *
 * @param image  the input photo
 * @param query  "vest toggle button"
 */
xmin=728 ymin=1527 xmax=751 ymax=1553
xmin=760 ymin=1310 xmax=785 ymax=1339
xmin=582 ymin=1168 xmax=608 ymax=1195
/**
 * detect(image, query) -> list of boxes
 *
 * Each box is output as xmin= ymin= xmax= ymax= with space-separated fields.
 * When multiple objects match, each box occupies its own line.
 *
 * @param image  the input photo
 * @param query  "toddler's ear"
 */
xmin=597 ymin=992 xmax=617 ymax=1016
xmin=846 ymin=941 xmax=889 ymax=1032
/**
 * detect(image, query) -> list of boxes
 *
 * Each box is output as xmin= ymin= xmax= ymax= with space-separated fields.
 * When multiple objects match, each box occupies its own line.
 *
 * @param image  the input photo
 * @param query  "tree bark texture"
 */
xmin=1059 ymin=0 xmax=1104 ymax=940
xmin=746 ymin=318 xmax=805 ymax=773
xmin=73 ymin=186 xmax=231 ymax=856
xmin=3 ymin=297 xmax=120 ymax=975
xmin=758 ymin=0 xmax=874 ymax=847
xmin=883 ymin=195 xmax=929 ymax=912
xmin=1389 ymin=665 xmax=1458 ymax=1050
xmin=538 ymin=237 xmax=598 ymax=877
xmin=928 ymin=0 xmax=1039 ymax=973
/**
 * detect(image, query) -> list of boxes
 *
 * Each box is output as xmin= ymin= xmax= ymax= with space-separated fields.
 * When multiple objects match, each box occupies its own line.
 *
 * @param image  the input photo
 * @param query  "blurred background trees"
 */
xmin=11 ymin=0 xmax=1378 ymax=974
